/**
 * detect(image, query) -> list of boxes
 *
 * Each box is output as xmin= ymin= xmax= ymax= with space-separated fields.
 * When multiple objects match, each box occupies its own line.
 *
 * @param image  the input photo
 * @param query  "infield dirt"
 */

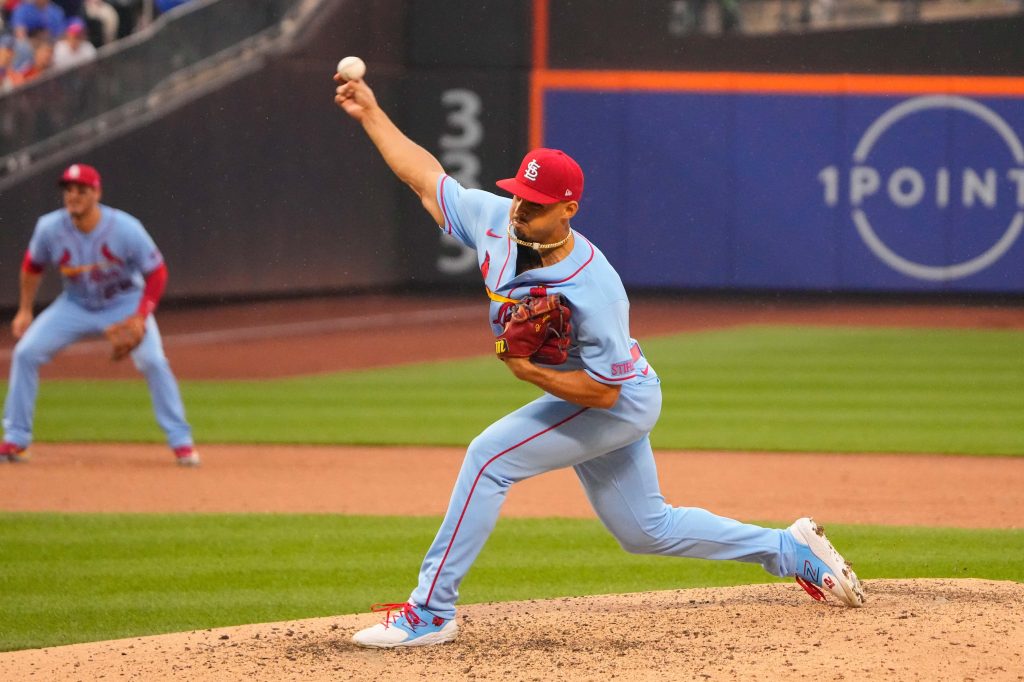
xmin=1 ymin=295 xmax=1022 ymax=680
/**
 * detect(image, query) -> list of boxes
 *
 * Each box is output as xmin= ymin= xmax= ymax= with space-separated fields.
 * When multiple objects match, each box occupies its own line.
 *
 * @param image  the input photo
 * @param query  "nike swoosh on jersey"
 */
xmin=485 ymin=228 xmax=503 ymax=238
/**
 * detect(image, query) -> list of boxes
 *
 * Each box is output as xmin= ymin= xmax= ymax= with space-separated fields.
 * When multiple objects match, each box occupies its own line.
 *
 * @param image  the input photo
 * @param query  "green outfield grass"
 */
xmin=19 ymin=325 xmax=1024 ymax=455
xmin=0 ymin=512 xmax=1021 ymax=651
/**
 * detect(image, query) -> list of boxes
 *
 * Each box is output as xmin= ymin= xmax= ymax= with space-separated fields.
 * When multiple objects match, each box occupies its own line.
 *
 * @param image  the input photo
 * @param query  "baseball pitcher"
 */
xmin=334 ymin=71 xmax=864 ymax=649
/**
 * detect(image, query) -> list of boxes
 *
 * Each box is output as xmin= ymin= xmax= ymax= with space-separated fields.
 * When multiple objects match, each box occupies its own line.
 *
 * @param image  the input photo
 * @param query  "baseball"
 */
xmin=336 ymin=56 xmax=366 ymax=81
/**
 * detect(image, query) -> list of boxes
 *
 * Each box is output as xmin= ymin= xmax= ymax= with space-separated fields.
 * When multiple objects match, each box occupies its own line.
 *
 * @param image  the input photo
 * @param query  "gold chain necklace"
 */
xmin=506 ymin=223 xmax=572 ymax=251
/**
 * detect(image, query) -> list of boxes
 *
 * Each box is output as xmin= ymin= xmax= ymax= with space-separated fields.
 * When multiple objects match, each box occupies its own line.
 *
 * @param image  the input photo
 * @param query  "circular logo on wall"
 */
xmin=819 ymin=95 xmax=1024 ymax=282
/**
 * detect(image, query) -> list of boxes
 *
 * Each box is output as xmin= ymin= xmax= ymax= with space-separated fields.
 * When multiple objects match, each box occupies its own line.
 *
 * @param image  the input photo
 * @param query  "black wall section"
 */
xmin=549 ymin=4 xmax=1024 ymax=75
xmin=408 ymin=0 xmax=531 ymax=68
xmin=0 ymin=0 xmax=531 ymax=306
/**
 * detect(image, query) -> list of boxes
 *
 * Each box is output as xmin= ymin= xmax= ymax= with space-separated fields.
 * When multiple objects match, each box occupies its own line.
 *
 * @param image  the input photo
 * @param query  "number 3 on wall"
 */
xmin=437 ymin=88 xmax=483 ymax=275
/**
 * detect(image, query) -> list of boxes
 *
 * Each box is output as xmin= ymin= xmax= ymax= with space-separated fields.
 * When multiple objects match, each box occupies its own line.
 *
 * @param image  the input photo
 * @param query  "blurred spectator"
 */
xmin=9 ymin=31 xmax=34 ymax=69
xmin=0 ymin=33 xmax=26 ymax=91
xmin=154 ymin=0 xmax=188 ymax=16
xmin=19 ymin=37 xmax=52 ymax=80
xmin=10 ymin=0 xmax=65 ymax=41
xmin=53 ymin=15 xmax=94 ymax=68
xmin=83 ymin=0 xmax=117 ymax=45
xmin=2 ymin=0 xmax=21 ymax=25
xmin=106 ymin=0 xmax=142 ymax=39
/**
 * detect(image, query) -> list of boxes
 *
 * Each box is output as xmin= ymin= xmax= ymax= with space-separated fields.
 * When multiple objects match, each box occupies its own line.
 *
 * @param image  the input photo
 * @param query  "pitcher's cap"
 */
xmin=496 ymin=148 xmax=584 ymax=205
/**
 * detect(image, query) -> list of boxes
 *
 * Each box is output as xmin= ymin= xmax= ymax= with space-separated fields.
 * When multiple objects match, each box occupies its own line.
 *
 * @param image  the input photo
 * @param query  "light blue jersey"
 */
xmin=405 ymin=175 xmax=797 ymax=619
xmin=27 ymin=205 xmax=164 ymax=311
xmin=437 ymin=175 xmax=655 ymax=385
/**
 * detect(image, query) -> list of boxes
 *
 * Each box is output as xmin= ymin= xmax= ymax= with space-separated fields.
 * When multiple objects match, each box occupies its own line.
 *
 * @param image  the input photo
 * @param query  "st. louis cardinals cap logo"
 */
xmin=524 ymin=159 xmax=540 ymax=181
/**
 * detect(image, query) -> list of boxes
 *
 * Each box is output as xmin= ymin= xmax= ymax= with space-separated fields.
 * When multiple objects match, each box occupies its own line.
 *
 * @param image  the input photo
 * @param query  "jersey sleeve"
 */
xmin=26 ymin=218 xmax=53 ymax=267
xmin=435 ymin=174 xmax=493 ymax=251
xmin=577 ymin=299 xmax=639 ymax=385
xmin=121 ymin=215 xmax=164 ymax=274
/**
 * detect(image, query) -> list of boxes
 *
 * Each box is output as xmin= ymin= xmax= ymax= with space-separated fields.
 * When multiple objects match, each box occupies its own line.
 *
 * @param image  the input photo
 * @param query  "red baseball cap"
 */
xmin=59 ymin=163 xmax=101 ymax=189
xmin=496 ymin=148 xmax=584 ymax=205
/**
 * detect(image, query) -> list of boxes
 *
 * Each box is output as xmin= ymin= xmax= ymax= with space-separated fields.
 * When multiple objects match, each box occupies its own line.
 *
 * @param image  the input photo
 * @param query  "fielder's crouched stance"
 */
xmin=1 ymin=164 xmax=200 ymax=467
xmin=334 ymin=74 xmax=865 ymax=649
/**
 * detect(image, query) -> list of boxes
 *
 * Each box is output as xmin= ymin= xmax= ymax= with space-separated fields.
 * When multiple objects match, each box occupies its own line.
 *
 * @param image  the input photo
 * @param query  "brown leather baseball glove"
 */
xmin=495 ymin=294 xmax=572 ymax=365
xmin=104 ymin=314 xmax=146 ymax=361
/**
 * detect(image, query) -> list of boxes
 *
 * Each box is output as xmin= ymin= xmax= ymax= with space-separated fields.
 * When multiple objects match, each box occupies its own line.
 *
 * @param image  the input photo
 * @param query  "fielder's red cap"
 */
xmin=59 ymin=163 xmax=101 ymax=190
xmin=496 ymin=148 xmax=584 ymax=205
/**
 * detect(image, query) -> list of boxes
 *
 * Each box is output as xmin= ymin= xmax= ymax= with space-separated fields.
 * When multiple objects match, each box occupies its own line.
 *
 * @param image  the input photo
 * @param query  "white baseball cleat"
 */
xmin=352 ymin=602 xmax=458 ymax=648
xmin=789 ymin=517 xmax=866 ymax=607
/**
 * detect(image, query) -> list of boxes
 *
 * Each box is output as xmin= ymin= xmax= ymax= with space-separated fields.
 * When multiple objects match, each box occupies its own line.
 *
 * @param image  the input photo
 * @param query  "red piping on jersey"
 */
xmin=439 ymin=175 xmax=453 ymax=235
xmin=21 ymin=249 xmax=44 ymax=274
xmin=495 ymin=232 xmax=514 ymax=286
xmin=424 ymin=405 xmax=590 ymax=610
xmin=507 ymin=234 xmax=596 ymax=300
xmin=545 ymin=235 xmax=595 ymax=285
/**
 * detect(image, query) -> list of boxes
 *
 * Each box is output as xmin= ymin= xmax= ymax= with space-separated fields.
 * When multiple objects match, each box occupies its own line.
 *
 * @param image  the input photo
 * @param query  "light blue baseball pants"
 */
xmin=410 ymin=378 xmax=799 ymax=618
xmin=2 ymin=293 xmax=193 ymax=449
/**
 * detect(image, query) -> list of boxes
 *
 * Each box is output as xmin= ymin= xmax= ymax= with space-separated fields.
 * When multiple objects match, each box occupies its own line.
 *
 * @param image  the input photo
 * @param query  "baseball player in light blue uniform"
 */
xmin=334 ymin=74 xmax=864 ymax=648
xmin=1 ymin=164 xmax=199 ymax=466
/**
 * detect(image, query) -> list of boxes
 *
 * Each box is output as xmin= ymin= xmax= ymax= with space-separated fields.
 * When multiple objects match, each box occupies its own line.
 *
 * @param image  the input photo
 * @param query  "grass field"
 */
xmin=2 ymin=324 xmax=1022 ymax=651
xmin=23 ymin=326 xmax=1024 ymax=455
xmin=1 ymin=513 xmax=1022 ymax=651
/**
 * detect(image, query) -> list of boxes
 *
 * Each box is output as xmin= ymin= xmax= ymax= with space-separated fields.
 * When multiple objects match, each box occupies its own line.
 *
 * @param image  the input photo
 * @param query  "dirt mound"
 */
xmin=2 ymin=579 xmax=1021 ymax=681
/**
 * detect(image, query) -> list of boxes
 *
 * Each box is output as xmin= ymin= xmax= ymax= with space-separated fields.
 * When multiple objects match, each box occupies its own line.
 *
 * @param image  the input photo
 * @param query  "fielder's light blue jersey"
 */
xmin=437 ymin=175 xmax=655 ymax=386
xmin=27 ymin=205 xmax=164 ymax=311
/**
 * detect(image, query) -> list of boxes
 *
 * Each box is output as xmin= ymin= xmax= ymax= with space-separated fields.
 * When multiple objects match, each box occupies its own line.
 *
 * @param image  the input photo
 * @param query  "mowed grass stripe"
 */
xmin=1 ymin=512 xmax=1022 ymax=651
xmin=14 ymin=325 xmax=1024 ymax=455
xmin=644 ymin=326 xmax=1023 ymax=455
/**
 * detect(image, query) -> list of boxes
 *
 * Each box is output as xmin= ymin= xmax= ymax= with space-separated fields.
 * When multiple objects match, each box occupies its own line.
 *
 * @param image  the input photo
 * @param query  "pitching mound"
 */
xmin=2 ymin=579 xmax=1021 ymax=681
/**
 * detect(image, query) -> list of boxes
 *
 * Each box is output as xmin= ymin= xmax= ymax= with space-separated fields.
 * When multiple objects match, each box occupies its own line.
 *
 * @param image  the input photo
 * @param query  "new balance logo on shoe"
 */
xmin=789 ymin=517 xmax=866 ymax=608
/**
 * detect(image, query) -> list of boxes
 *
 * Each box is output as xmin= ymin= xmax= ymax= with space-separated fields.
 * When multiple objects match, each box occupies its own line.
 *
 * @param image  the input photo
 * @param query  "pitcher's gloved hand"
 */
xmin=495 ymin=295 xmax=572 ymax=365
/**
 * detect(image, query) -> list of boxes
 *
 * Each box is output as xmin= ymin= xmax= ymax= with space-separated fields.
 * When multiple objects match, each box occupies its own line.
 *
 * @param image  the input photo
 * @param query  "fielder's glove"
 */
xmin=495 ymin=294 xmax=572 ymax=365
xmin=104 ymin=314 xmax=146 ymax=361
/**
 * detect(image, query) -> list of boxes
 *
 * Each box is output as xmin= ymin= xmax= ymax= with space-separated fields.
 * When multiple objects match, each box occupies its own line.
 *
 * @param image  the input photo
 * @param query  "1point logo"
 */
xmin=818 ymin=96 xmax=1024 ymax=281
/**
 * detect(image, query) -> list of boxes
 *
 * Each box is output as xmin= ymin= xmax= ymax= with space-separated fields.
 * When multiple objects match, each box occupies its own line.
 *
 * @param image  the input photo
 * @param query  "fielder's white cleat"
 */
xmin=352 ymin=602 xmax=458 ymax=648
xmin=789 ymin=517 xmax=866 ymax=607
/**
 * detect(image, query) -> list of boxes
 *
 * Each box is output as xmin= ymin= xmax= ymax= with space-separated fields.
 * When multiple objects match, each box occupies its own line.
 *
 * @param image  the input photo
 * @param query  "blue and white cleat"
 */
xmin=789 ymin=517 xmax=866 ymax=607
xmin=352 ymin=601 xmax=458 ymax=648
